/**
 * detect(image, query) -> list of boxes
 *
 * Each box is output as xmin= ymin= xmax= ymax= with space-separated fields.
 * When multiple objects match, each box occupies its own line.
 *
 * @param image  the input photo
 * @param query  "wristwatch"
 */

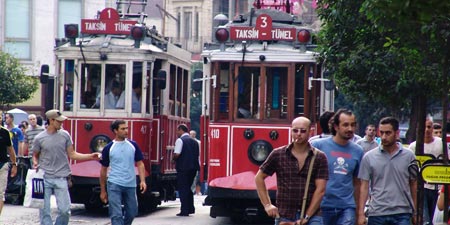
xmin=11 ymin=162 xmax=17 ymax=166
xmin=304 ymin=214 xmax=310 ymax=220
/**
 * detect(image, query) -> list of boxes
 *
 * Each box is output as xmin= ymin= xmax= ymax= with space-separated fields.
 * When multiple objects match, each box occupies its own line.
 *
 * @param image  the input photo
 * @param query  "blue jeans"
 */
xmin=321 ymin=207 xmax=355 ymax=225
xmin=368 ymin=213 xmax=412 ymax=225
xmin=107 ymin=181 xmax=138 ymax=225
xmin=275 ymin=211 xmax=323 ymax=225
xmin=40 ymin=177 xmax=71 ymax=225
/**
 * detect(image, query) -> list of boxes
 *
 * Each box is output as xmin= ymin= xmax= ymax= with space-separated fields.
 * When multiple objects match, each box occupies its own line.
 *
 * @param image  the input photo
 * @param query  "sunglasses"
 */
xmin=292 ymin=128 xmax=308 ymax=134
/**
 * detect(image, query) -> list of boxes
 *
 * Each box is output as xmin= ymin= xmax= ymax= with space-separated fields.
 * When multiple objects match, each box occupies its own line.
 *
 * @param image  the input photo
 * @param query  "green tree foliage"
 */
xmin=0 ymin=51 xmax=39 ymax=109
xmin=317 ymin=0 xmax=450 ymax=142
xmin=190 ymin=62 xmax=203 ymax=133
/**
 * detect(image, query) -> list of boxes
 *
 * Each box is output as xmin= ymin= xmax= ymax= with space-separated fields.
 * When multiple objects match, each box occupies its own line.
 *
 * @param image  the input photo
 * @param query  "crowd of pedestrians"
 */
xmin=256 ymin=109 xmax=449 ymax=225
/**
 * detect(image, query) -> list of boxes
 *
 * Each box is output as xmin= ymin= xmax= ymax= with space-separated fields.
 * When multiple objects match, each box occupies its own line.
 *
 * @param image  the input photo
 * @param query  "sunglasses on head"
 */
xmin=292 ymin=128 xmax=307 ymax=134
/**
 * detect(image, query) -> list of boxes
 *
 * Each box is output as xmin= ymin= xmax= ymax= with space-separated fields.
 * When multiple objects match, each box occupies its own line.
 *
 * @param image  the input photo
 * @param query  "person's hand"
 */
xmin=10 ymin=164 xmax=17 ymax=177
xmin=357 ymin=215 xmax=367 ymax=225
xmin=100 ymin=191 xmax=108 ymax=204
xmin=264 ymin=204 xmax=279 ymax=218
xmin=140 ymin=181 xmax=147 ymax=194
xmin=411 ymin=214 xmax=417 ymax=225
xmin=91 ymin=153 xmax=102 ymax=160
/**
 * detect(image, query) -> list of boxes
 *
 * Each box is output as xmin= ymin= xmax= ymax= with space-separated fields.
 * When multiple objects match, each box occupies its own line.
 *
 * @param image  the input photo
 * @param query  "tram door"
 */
xmin=233 ymin=65 xmax=290 ymax=121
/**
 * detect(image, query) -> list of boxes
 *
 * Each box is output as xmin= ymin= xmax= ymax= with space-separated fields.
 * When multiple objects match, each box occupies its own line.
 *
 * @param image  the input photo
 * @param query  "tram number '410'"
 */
xmin=211 ymin=129 xmax=220 ymax=139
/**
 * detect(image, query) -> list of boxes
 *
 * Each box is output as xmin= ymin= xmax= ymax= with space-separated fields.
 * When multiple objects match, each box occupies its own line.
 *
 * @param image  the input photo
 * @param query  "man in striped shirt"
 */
xmin=25 ymin=114 xmax=44 ymax=159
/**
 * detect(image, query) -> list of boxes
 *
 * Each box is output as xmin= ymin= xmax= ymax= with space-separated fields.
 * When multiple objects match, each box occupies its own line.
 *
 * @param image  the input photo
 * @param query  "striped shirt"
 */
xmin=25 ymin=125 xmax=45 ymax=156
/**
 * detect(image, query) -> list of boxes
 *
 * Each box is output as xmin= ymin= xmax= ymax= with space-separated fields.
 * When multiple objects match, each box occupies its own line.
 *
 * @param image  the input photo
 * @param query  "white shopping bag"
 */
xmin=23 ymin=169 xmax=45 ymax=208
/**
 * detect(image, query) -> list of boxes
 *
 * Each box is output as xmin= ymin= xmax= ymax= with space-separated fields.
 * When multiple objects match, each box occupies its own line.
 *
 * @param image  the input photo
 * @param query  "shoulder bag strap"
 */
xmin=300 ymin=148 xmax=317 ymax=219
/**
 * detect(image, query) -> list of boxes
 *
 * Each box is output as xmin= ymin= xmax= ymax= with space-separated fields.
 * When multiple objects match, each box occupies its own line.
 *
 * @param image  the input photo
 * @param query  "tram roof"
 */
xmin=55 ymin=35 xmax=192 ymax=65
xmin=202 ymin=42 xmax=318 ymax=63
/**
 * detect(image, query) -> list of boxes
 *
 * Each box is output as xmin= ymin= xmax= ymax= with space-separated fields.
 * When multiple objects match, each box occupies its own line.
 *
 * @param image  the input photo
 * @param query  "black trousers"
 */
xmin=177 ymin=170 xmax=197 ymax=214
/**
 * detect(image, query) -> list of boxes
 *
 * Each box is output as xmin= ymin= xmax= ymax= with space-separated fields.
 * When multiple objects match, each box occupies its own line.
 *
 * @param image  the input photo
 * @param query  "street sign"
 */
xmin=230 ymin=14 xmax=296 ymax=41
xmin=81 ymin=8 xmax=137 ymax=35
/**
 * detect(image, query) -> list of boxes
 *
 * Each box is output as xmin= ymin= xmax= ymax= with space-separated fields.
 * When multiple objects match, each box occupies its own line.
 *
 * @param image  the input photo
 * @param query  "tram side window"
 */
xmin=236 ymin=67 xmax=260 ymax=119
xmin=266 ymin=67 xmax=288 ymax=119
xmin=63 ymin=60 xmax=75 ymax=111
xmin=295 ymin=64 xmax=306 ymax=115
xmin=104 ymin=64 xmax=126 ymax=110
xmin=80 ymin=64 xmax=101 ymax=109
xmin=131 ymin=62 xmax=143 ymax=113
xmin=218 ymin=64 xmax=230 ymax=120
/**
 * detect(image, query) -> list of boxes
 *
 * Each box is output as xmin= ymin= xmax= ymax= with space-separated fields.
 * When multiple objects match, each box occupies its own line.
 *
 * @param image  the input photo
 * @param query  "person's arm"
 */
xmin=357 ymin=180 xmax=369 ymax=225
xmin=67 ymin=144 xmax=101 ymax=161
xmin=99 ymin=166 xmax=108 ymax=203
xmin=172 ymin=138 xmax=183 ymax=161
xmin=302 ymin=178 xmax=326 ymax=224
xmin=32 ymin=151 xmax=40 ymax=169
xmin=438 ymin=189 xmax=445 ymax=211
xmin=7 ymin=145 xmax=17 ymax=177
xmin=18 ymin=141 xmax=25 ymax=157
xmin=255 ymin=169 xmax=278 ymax=218
xmin=136 ymin=160 xmax=147 ymax=194
xmin=353 ymin=176 xmax=361 ymax=223
xmin=410 ymin=179 xmax=418 ymax=214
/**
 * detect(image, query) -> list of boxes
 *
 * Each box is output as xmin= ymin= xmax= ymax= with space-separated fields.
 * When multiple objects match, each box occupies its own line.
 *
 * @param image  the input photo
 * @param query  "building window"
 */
xmin=58 ymin=0 xmax=82 ymax=38
xmin=4 ymin=0 xmax=31 ymax=59
xmin=184 ymin=12 xmax=192 ymax=39
xmin=194 ymin=12 xmax=199 ymax=42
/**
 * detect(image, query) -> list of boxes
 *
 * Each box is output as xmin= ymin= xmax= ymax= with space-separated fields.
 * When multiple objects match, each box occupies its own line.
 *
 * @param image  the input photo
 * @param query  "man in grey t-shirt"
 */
xmin=32 ymin=109 xmax=101 ymax=225
xmin=357 ymin=117 xmax=417 ymax=225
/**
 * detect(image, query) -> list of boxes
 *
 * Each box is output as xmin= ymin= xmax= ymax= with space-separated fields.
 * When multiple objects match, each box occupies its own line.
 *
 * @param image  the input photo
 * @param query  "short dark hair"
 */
xmin=330 ymin=108 xmax=354 ymax=136
xmin=433 ymin=123 xmax=442 ymax=129
xmin=5 ymin=113 xmax=14 ymax=120
xmin=177 ymin=124 xmax=188 ymax=132
xmin=319 ymin=111 xmax=335 ymax=134
xmin=36 ymin=115 xmax=43 ymax=126
xmin=379 ymin=117 xmax=399 ymax=131
xmin=111 ymin=120 xmax=127 ymax=132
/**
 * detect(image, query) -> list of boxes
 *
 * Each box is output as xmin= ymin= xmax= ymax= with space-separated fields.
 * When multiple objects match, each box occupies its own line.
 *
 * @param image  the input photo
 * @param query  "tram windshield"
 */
xmin=62 ymin=61 xmax=144 ymax=113
xmin=212 ymin=63 xmax=310 ymax=122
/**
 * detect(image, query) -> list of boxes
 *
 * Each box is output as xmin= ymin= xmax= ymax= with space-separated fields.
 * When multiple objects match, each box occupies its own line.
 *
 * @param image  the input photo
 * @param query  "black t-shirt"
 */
xmin=0 ymin=126 xmax=12 ymax=163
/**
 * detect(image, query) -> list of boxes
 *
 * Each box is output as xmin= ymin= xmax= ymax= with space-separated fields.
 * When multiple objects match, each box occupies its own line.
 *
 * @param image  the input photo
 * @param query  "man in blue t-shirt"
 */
xmin=100 ymin=120 xmax=147 ymax=225
xmin=4 ymin=113 xmax=24 ymax=156
xmin=311 ymin=108 xmax=364 ymax=225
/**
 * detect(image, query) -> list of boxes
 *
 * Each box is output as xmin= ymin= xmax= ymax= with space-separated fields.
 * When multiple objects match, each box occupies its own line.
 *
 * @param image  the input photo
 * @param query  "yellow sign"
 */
xmin=416 ymin=155 xmax=434 ymax=166
xmin=422 ymin=165 xmax=450 ymax=184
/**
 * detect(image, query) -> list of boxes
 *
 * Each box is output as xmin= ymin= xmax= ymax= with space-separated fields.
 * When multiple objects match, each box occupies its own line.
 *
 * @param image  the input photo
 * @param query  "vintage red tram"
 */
xmin=199 ymin=8 xmax=334 ymax=223
xmin=43 ymin=4 xmax=192 ymax=211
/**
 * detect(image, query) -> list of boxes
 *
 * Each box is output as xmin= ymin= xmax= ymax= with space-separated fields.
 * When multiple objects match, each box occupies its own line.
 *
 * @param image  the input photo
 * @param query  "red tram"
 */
xmin=43 ymin=4 xmax=192 ymax=212
xmin=198 ymin=8 xmax=334 ymax=223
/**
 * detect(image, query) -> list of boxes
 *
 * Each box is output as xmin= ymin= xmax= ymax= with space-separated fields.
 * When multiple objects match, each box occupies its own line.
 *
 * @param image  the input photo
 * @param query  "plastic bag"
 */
xmin=433 ymin=204 xmax=444 ymax=224
xmin=23 ymin=169 xmax=45 ymax=208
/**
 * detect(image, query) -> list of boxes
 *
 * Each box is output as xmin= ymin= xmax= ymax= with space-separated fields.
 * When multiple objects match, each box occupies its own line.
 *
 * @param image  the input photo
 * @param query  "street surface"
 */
xmin=0 ymin=195 xmax=270 ymax=225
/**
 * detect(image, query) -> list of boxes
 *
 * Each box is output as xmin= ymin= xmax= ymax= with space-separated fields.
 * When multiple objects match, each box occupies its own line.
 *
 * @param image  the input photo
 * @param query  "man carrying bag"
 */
xmin=255 ymin=117 xmax=329 ymax=225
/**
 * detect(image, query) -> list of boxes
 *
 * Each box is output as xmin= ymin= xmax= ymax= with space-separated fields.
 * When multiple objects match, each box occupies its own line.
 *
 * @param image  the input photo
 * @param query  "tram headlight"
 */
xmin=297 ymin=29 xmax=311 ymax=44
xmin=215 ymin=28 xmax=229 ymax=43
xmin=90 ymin=135 xmax=112 ymax=153
xmin=247 ymin=140 xmax=273 ymax=165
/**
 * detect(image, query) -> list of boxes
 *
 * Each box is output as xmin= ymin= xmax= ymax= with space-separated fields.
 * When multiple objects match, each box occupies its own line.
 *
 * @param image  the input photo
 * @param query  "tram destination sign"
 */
xmin=81 ymin=8 xmax=137 ymax=35
xmin=230 ymin=14 xmax=296 ymax=41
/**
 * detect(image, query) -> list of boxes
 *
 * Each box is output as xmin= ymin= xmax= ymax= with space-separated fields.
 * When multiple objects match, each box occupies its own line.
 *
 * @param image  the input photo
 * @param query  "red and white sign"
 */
xmin=81 ymin=8 xmax=137 ymax=35
xmin=230 ymin=14 xmax=296 ymax=41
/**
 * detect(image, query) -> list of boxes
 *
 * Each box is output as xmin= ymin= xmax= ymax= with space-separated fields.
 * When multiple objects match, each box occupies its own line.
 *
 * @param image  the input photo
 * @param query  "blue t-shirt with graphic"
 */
xmin=311 ymin=137 xmax=364 ymax=209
